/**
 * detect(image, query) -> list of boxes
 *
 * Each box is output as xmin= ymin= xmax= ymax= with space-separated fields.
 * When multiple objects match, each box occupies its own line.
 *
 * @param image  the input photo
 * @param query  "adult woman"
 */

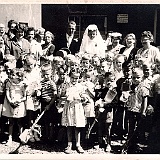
xmin=35 ymin=27 xmax=45 ymax=45
xmin=119 ymin=33 xmax=138 ymax=68
xmin=80 ymin=24 xmax=105 ymax=59
xmin=26 ymin=27 xmax=42 ymax=64
xmin=106 ymin=32 xmax=124 ymax=56
xmin=10 ymin=26 xmax=31 ymax=68
xmin=136 ymin=31 xmax=160 ymax=69
xmin=40 ymin=31 xmax=55 ymax=66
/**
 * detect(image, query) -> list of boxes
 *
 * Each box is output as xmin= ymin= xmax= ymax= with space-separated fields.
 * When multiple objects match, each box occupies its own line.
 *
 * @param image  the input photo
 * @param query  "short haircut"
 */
xmin=26 ymin=27 xmax=35 ymax=35
xmin=7 ymin=20 xmax=18 ymax=28
xmin=45 ymin=31 xmax=54 ymax=41
xmin=68 ymin=20 xmax=76 ymax=27
xmin=141 ymin=31 xmax=154 ymax=41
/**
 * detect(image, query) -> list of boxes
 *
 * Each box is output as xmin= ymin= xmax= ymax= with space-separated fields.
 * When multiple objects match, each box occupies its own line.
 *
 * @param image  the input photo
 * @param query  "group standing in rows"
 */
xmin=0 ymin=19 xmax=160 ymax=154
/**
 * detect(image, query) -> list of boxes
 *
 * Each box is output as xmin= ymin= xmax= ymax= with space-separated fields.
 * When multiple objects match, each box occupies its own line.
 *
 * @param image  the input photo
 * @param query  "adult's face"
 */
xmin=0 ymin=27 xmax=5 ymax=36
xmin=16 ymin=30 xmax=24 ymax=40
xmin=40 ymin=32 xmax=45 ymax=40
xmin=112 ymin=37 xmax=120 ymax=46
xmin=141 ymin=37 xmax=151 ymax=46
xmin=67 ymin=24 xmax=76 ymax=36
xmin=27 ymin=30 xmax=35 ymax=41
xmin=10 ymin=23 xmax=17 ymax=30
xmin=126 ymin=36 xmax=135 ymax=47
xmin=45 ymin=33 xmax=52 ymax=44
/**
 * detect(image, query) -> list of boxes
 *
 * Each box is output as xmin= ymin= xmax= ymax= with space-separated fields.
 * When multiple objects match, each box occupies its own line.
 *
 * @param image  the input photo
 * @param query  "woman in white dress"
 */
xmin=80 ymin=24 xmax=105 ymax=59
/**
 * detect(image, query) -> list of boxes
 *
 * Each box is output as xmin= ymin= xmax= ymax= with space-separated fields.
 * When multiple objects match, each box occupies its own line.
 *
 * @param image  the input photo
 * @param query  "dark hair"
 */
xmin=104 ymin=71 xmax=112 ymax=78
xmin=26 ymin=27 xmax=35 ymax=36
xmin=68 ymin=20 xmax=76 ymax=27
xmin=141 ymin=31 xmax=154 ymax=41
xmin=7 ymin=20 xmax=18 ymax=29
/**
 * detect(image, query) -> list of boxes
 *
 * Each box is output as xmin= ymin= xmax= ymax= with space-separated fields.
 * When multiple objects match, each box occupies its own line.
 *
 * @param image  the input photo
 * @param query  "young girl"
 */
xmin=2 ymin=68 xmax=27 ymax=146
xmin=24 ymin=55 xmax=42 ymax=142
xmin=62 ymin=72 xmax=86 ymax=154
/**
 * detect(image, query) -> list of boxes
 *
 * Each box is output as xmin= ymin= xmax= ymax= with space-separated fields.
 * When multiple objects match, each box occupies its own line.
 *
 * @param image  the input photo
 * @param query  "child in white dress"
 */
xmin=24 ymin=55 xmax=41 ymax=142
xmin=2 ymin=68 xmax=27 ymax=146
xmin=62 ymin=72 xmax=86 ymax=154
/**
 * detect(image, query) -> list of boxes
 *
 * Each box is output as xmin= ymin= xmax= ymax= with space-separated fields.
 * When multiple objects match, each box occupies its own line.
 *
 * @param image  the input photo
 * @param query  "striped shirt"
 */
xmin=41 ymin=78 xmax=57 ymax=101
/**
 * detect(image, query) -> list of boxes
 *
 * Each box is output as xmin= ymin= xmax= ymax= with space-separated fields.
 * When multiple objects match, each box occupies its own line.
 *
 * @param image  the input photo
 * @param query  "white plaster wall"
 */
xmin=0 ymin=4 xmax=41 ymax=29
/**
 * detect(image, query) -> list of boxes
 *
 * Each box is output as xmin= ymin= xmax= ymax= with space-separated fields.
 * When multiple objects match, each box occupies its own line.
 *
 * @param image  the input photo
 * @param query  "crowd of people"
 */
xmin=0 ymin=19 xmax=160 ymax=154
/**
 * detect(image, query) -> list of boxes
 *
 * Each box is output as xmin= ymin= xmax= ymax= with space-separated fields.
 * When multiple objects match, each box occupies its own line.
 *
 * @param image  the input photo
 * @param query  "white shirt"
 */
xmin=66 ymin=33 xmax=73 ymax=48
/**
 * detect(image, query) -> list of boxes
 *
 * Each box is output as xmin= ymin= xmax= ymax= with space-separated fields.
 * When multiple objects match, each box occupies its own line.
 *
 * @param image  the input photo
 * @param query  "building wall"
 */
xmin=0 ymin=4 xmax=41 ymax=29
xmin=42 ymin=4 xmax=160 ymax=46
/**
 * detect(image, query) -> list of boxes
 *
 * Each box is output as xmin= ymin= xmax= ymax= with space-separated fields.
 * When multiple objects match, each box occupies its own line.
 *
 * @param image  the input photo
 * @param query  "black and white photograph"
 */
xmin=0 ymin=2 xmax=160 ymax=159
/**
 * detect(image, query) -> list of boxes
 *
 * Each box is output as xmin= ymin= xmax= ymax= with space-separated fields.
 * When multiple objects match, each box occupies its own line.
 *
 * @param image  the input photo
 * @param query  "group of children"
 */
xmin=0 ymin=50 xmax=157 ymax=154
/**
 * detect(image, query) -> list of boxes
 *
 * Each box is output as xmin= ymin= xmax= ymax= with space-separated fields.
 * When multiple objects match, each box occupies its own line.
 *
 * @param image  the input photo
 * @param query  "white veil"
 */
xmin=80 ymin=24 xmax=106 ymax=58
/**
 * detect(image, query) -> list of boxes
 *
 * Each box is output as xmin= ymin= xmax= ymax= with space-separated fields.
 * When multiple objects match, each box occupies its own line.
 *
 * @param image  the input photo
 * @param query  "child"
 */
xmin=114 ymin=65 xmax=132 ymax=140
xmin=2 ymin=68 xmax=27 ymax=146
xmin=126 ymin=68 xmax=149 ymax=153
xmin=94 ymin=72 xmax=117 ymax=152
xmin=51 ymin=56 xmax=64 ymax=84
xmin=61 ymin=72 xmax=86 ymax=154
xmin=40 ymin=63 xmax=57 ymax=143
xmin=151 ymin=60 xmax=160 ymax=146
xmin=139 ymin=64 xmax=154 ymax=146
xmin=113 ymin=54 xmax=125 ymax=81
xmin=24 ymin=55 xmax=41 ymax=142
xmin=0 ymin=65 xmax=8 ymax=136
xmin=80 ymin=54 xmax=93 ymax=81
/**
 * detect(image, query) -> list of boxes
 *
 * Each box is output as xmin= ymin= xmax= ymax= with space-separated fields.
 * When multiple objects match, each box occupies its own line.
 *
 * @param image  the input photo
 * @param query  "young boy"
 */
xmin=114 ymin=65 xmax=132 ymax=140
xmin=40 ymin=63 xmax=57 ymax=143
xmin=94 ymin=72 xmax=117 ymax=152
xmin=126 ymin=68 xmax=149 ymax=153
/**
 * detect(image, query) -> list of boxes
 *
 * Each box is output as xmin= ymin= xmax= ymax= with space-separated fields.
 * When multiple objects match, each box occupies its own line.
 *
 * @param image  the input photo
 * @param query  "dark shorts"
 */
xmin=40 ymin=101 xmax=59 ymax=125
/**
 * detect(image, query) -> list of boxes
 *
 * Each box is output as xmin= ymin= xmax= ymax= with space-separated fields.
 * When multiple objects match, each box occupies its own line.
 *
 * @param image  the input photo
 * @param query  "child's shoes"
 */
xmin=64 ymin=146 xmax=72 ymax=154
xmin=29 ymin=135 xmax=35 ymax=143
xmin=5 ymin=139 xmax=12 ymax=146
xmin=105 ymin=144 xmax=111 ymax=152
xmin=76 ymin=146 xmax=84 ymax=154
xmin=34 ymin=131 xmax=41 ymax=142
